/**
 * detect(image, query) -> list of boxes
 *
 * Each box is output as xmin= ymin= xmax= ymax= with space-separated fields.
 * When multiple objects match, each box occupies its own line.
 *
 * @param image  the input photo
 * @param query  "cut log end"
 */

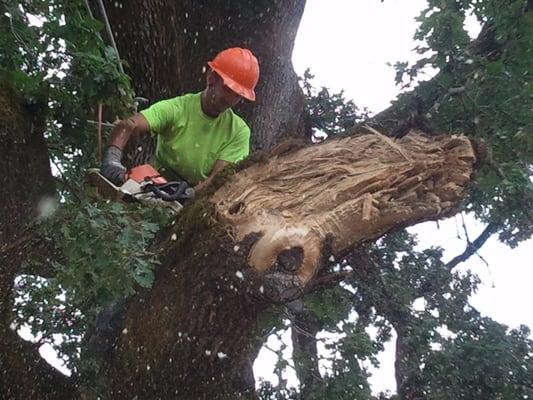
xmin=212 ymin=130 xmax=476 ymax=299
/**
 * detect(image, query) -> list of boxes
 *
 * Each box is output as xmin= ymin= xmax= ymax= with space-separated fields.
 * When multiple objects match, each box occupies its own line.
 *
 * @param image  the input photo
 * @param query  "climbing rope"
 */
xmin=82 ymin=0 xmax=124 ymax=74
xmin=82 ymin=0 xmax=124 ymax=161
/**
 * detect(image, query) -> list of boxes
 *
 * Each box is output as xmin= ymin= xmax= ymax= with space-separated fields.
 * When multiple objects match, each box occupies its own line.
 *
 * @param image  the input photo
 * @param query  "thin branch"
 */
xmin=461 ymin=213 xmax=472 ymax=244
xmin=290 ymin=321 xmax=316 ymax=339
xmin=446 ymin=222 xmax=497 ymax=270
xmin=308 ymin=270 xmax=353 ymax=291
xmin=87 ymin=119 xmax=115 ymax=128
xmin=50 ymin=158 xmax=82 ymax=202
xmin=262 ymin=344 xmax=298 ymax=374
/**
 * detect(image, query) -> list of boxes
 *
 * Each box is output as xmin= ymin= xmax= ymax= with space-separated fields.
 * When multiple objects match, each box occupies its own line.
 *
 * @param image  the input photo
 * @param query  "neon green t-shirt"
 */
xmin=140 ymin=92 xmax=250 ymax=185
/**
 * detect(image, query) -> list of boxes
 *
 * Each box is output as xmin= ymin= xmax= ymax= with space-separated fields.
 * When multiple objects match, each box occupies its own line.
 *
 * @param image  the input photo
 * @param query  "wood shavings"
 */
xmin=211 ymin=131 xmax=476 ymax=286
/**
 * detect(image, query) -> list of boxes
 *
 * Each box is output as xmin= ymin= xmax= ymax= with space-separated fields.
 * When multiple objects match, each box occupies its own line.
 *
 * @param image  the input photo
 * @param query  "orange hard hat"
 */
xmin=207 ymin=47 xmax=259 ymax=101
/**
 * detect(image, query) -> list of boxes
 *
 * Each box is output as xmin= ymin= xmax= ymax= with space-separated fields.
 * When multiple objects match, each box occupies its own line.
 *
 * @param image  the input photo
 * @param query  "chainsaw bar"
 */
xmin=87 ymin=168 xmax=124 ymax=201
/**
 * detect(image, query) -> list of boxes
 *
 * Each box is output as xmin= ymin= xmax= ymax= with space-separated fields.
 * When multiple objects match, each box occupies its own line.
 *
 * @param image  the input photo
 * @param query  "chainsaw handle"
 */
xmin=145 ymin=181 xmax=194 ymax=202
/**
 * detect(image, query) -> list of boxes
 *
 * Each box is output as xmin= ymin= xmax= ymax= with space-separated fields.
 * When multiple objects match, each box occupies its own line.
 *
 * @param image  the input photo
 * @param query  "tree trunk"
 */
xmin=395 ymin=323 xmax=425 ymax=400
xmin=350 ymin=245 xmax=429 ymax=400
xmin=290 ymin=305 xmax=322 ymax=398
xmin=95 ymin=0 xmax=306 ymax=152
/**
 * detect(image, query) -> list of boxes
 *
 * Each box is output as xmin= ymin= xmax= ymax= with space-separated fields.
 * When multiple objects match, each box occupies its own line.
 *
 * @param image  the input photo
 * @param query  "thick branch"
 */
xmin=213 ymin=130 xmax=477 ymax=292
xmin=309 ymin=270 xmax=353 ymax=290
xmin=290 ymin=307 xmax=322 ymax=397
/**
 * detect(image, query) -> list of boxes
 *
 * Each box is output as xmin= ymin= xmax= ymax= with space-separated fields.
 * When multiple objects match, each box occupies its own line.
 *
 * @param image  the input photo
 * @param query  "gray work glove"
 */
xmin=101 ymin=145 xmax=126 ymax=186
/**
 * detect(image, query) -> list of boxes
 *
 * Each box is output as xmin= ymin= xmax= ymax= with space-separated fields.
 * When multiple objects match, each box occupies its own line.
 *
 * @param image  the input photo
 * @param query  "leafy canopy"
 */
xmin=391 ymin=0 xmax=532 ymax=247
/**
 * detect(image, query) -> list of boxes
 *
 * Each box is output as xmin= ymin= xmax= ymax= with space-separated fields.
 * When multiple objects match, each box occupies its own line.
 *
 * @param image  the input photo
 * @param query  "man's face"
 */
xmin=205 ymin=71 xmax=242 ymax=116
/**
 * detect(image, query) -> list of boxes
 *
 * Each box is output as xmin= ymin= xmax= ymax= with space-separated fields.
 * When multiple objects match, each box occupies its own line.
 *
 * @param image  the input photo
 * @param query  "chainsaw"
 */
xmin=87 ymin=164 xmax=194 ymax=213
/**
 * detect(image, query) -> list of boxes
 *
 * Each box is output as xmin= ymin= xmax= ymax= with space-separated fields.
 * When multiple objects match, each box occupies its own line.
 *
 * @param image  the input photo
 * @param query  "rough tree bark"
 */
xmin=290 ymin=305 xmax=322 ymax=398
xmin=95 ymin=0 xmax=306 ymax=152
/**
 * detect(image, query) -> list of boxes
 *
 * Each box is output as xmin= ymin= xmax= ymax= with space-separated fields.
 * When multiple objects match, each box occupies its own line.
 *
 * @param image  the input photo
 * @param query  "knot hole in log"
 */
xmin=229 ymin=201 xmax=245 ymax=215
xmin=274 ymin=246 xmax=304 ymax=272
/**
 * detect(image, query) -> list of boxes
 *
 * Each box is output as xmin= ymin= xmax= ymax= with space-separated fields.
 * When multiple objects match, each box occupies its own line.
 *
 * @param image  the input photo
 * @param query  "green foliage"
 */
xmin=300 ymin=68 xmax=369 ymax=140
xmin=392 ymin=0 xmax=533 ymax=246
xmin=421 ymin=321 xmax=533 ymax=399
xmin=1 ymin=0 xmax=134 ymax=187
xmin=2 ymin=1 xmax=146 ymax=371
xmin=305 ymin=286 xmax=353 ymax=328
xmin=258 ymin=225 xmax=530 ymax=399
xmin=315 ymin=321 xmax=375 ymax=399
xmin=260 ymin=3 xmax=533 ymax=392
xmin=13 ymin=200 xmax=172 ymax=370
xmin=362 ymin=230 xmax=533 ymax=400
xmin=257 ymin=380 xmax=299 ymax=400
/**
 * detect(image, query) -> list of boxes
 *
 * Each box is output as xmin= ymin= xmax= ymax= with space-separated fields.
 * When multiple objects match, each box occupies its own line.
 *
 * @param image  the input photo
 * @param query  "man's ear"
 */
xmin=206 ymin=69 xmax=217 ymax=87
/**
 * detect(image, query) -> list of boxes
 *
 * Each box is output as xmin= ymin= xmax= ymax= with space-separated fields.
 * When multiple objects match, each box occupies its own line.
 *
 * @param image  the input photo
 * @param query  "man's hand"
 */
xmin=194 ymin=180 xmax=210 ymax=193
xmin=101 ymin=145 xmax=127 ymax=186
xmin=194 ymin=159 xmax=230 ymax=193
xmin=100 ymin=114 xmax=150 ymax=186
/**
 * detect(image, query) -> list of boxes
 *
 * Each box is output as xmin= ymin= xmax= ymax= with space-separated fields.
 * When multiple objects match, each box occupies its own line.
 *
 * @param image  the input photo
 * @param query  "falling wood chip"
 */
xmin=362 ymin=193 xmax=374 ymax=221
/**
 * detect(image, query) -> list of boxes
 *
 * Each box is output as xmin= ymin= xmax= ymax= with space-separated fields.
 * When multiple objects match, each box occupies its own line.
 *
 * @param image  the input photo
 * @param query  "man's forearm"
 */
xmin=194 ymin=160 xmax=230 ymax=192
xmin=107 ymin=114 xmax=151 ymax=150
xmin=108 ymin=118 xmax=136 ymax=150
xmin=101 ymin=114 xmax=150 ymax=185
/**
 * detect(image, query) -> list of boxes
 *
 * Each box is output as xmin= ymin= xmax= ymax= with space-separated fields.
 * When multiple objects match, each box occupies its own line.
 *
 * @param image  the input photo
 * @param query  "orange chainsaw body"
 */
xmin=126 ymin=164 xmax=167 ymax=185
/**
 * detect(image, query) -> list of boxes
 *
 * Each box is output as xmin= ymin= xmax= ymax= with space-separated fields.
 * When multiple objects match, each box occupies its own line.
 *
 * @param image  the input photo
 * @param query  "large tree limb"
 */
xmin=213 ymin=129 xmax=476 ymax=297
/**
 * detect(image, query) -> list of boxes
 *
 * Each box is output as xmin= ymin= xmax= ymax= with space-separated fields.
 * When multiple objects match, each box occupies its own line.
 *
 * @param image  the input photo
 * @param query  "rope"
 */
xmin=82 ymin=0 xmax=126 ymax=161
xmin=96 ymin=0 xmax=125 ymax=74
xmin=97 ymin=103 xmax=103 ymax=162
xmin=82 ymin=0 xmax=124 ymax=75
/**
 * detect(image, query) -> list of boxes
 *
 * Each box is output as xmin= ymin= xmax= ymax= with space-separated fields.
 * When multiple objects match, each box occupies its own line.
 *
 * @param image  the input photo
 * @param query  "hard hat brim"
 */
xmin=208 ymin=61 xmax=256 ymax=101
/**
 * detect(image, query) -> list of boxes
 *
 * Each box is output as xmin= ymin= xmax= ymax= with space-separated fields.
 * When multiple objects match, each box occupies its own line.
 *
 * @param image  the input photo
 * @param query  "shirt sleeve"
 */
xmin=140 ymin=98 xmax=180 ymax=138
xmin=217 ymin=126 xmax=251 ymax=164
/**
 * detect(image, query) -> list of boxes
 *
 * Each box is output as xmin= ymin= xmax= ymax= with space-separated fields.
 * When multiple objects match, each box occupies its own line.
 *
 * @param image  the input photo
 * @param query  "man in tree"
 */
xmin=101 ymin=47 xmax=260 ymax=192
